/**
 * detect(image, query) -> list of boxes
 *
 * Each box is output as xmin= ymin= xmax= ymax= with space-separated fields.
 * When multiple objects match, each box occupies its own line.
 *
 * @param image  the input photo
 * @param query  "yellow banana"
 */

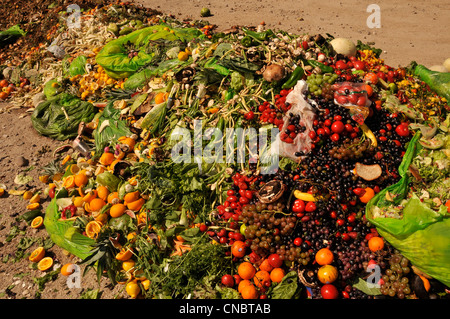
xmin=293 ymin=190 xmax=316 ymax=202
xmin=360 ymin=123 xmax=378 ymax=147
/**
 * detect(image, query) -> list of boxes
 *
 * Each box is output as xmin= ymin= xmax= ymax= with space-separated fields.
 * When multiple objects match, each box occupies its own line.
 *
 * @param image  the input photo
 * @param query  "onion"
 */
xmin=330 ymin=38 xmax=357 ymax=57
xmin=263 ymin=64 xmax=286 ymax=82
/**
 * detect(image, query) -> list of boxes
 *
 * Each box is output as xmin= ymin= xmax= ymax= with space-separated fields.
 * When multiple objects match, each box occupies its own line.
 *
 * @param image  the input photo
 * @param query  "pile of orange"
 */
xmin=231 ymin=259 xmax=286 ymax=299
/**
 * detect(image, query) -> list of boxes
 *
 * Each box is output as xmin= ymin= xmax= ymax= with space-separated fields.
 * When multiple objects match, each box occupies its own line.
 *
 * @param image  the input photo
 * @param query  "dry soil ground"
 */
xmin=0 ymin=0 xmax=449 ymax=300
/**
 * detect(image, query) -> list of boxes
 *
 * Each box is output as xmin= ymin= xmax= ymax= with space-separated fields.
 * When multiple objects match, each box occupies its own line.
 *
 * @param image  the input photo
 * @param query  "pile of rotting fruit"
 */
xmin=3 ymin=2 xmax=450 ymax=300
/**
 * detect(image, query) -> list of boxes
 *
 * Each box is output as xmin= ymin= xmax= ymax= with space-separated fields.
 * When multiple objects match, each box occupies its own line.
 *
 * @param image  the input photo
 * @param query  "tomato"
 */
xmin=244 ymin=111 xmax=255 ymax=120
xmin=221 ymin=274 xmax=235 ymax=288
xmin=356 ymin=95 xmax=367 ymax=106
xmin=364 ymin=72 xmax=378 ymax=85
xmin=48 ymin=187 xmax=56 ymax=199
xmin=395 ymin=123 xmax=410 ymax=137
xmin=347 ymin=93 xmax=358 ymax=105
xmin=321 ymin=284 xmax=339 ymax=299
xmin=331 ymin=121 xmax=344 ymax=134
xmin=305 ymin=201 xmax=317 ymax=212
xmin=335 ymin=95 xmax=348 ymax=105
xmin=344 ymin=124 xmax=353 ymax=132
xmin=0 ymin=92 xmax=8 ymax=100
xmin=335 ymin=60 xmax=348 ymax=70
xmin=293 ymin=237 xmax=303 ymax=246
xmin=353 ymin=60 xmax=366 ymax=71
xmin=330 ymin=133 xmax=340 ymax=142
xmin=292 ymin=199 xmax=305 ymax=214
xmin=0 ymin=79 xmax=8 ymax=88
xmin=268 ymin=254 xmax=283 ymax=268
xmin=377 ymin=71 xmax=386 ymax=81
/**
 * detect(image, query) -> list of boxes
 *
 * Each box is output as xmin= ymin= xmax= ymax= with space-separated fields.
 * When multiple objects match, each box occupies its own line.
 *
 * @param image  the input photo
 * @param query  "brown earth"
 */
xmin=0 ymin=0 xmax=449 ymax=299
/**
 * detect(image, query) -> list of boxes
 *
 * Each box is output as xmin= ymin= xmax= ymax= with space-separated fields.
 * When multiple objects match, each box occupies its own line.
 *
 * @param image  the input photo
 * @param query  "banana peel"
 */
xmin=360 ymin=123 xmax=377 ymax=147
xmin=293 ymin=190 xmax=316 ymax=202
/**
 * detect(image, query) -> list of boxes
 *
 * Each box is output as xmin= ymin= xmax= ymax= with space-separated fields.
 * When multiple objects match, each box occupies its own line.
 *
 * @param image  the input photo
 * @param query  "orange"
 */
xmin=317 ymin=265 xmax=339 ymax=284
xmin=85 ymin=220 xmax=102 ymax=239
xmin=74 ymin=173 xmax=89 ymax=187
xmin=123 ymin=191 xmax=140 ymax=204
xmin=154 ymin=92 xmax=168 ymax=104
xmin=37 ymin=257 xmax=54 ymax=271
xmin=73 ymin=196 xmax=84 ymax=208
xmin=315 ymin=247 xmax=334 ymax=266
xmin=23 ymin=191 xmax=33 ymax=200
xmin=238 ymin=279 xmax=253 ymax=293
xmin=240 ymin=283 xmax=259 ymax=299
xmin=110 ymin=203 xmax=127 ymax=218
xmin=238 ymin=261 xmax=256 ymax=280
xmin=127 ymin=232 xmax=137 ymax=243
xmin=61 ymin=263 xmax=76 ymax=276
xmin=122 ymin=259 xmax=136 ymax=272
xmin=29 ymin=194 xmax=40 ymax=204
xmin=445 ymin=199 xmax=450 ymax=213
xmin=231 ymin=240 xmax=246 ymax=258
xmin=259 ymin=259 xmax=274 ymax=272
xmin=116 ymin=248 xmax=133 ymax=261
xmin=126 ymin=198 xmax=145 ymax=212
xmin=29 ymin=247 xmax=45 ymax=263
xmin=99 ymin=152 xmax=115 ymax=166
xmin=253 ymin=270 xmax=271 ymax=288
xmin=118 ymin=136 xmax=136 ymax=151
xmin=26 ymin=203 xmax=40 ymax=210
xmin=270 ymin=268 xmax=285 ymax=283
xmin=359 ymin=187 xmax=375 ymax=204
xmin=368 ymin=236 xmax=384 ymax=252
xmin=82 ymin=190 xmax=98 ymax=203
xmin=107 ymin=191 xmax=119 ymax=204
xmin=89 ymin=198 xmax=106 ymax=212
xmin=96 ymin=185 xmax=110 ymax=201
xmin=62 ymin=175 xmax=76 ymax=188
xmin=31 ymin=216 xmax=44 ymax=229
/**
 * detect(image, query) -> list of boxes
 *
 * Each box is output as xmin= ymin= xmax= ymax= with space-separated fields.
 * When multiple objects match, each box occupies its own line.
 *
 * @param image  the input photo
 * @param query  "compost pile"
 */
xmin=1 ymin=2 xmax=450 ymax=300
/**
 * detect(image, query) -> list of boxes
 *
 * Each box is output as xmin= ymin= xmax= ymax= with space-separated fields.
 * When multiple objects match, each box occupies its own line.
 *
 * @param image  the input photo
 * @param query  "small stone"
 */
xmin=16 ymin=156 xmax=29 ymax=167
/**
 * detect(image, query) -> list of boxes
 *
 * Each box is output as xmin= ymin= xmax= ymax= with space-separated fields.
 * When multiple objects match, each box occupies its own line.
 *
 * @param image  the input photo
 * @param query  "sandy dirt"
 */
xmin=135 ymin=0 xmax=450 ymax=68
xmin=0 ymin=0 xmax=449 ymax=299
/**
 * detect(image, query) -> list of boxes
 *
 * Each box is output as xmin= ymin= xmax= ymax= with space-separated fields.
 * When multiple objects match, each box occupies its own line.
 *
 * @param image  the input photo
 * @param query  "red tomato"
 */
xmin=331 ymin=121 xmax=344 ymax=134
xmin=335 ymin=60 xmax=348 ymax=70
xmin=221 ymin=274 xmax=235 ymax=288
xmin=356 ymin=96 xmax=367 ymax=106
xmin=0 ymin=79 xmax=8 ymax=88
xmin=395 ymin=123 xmax=410 ymax=137
xmin=268 ymin=254 xmax=283 ymax=268
xmin=330 ymin=133 xmax=340 ymax=142
xmin=292 ymin=199 xmax=305 ymax=214
xmin=321 ymin=284 xmax=339 ymax=299
xmin=335 ymin=95 xmax=348 ymax=105
xmin=305 ymin=201 xmax=317 ymax=212
xmin=347 ymin=94 xmax=358 ymax=105
xmin=353 ymin=60 xmax=366 ymax=71
xmin=364 ymin=72 xmax=378 ymax=85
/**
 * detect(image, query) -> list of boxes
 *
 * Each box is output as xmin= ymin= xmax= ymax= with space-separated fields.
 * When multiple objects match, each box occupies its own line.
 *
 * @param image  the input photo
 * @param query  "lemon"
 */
xmin=126 ymin=280 xmax=141 ymax=298
xmin=177 ymin=51 xmax=189 ymax=62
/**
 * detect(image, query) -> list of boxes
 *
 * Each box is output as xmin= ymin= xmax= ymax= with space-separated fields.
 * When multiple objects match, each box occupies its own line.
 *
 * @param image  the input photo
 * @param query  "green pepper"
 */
xmin=241 ymin=36 xmax=254 ymax=47
xmin=306 ymin=60 xmax=334 ymax=73
xmin=242 ymin=27 xmax=275 ymax=42
xmin=282 ymin=66 xmax=304 ymax=89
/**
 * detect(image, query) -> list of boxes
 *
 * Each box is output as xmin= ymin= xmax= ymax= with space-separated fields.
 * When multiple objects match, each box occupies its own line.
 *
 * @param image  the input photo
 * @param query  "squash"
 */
xmin=317 ymin=265 xmax=339 ymax=284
